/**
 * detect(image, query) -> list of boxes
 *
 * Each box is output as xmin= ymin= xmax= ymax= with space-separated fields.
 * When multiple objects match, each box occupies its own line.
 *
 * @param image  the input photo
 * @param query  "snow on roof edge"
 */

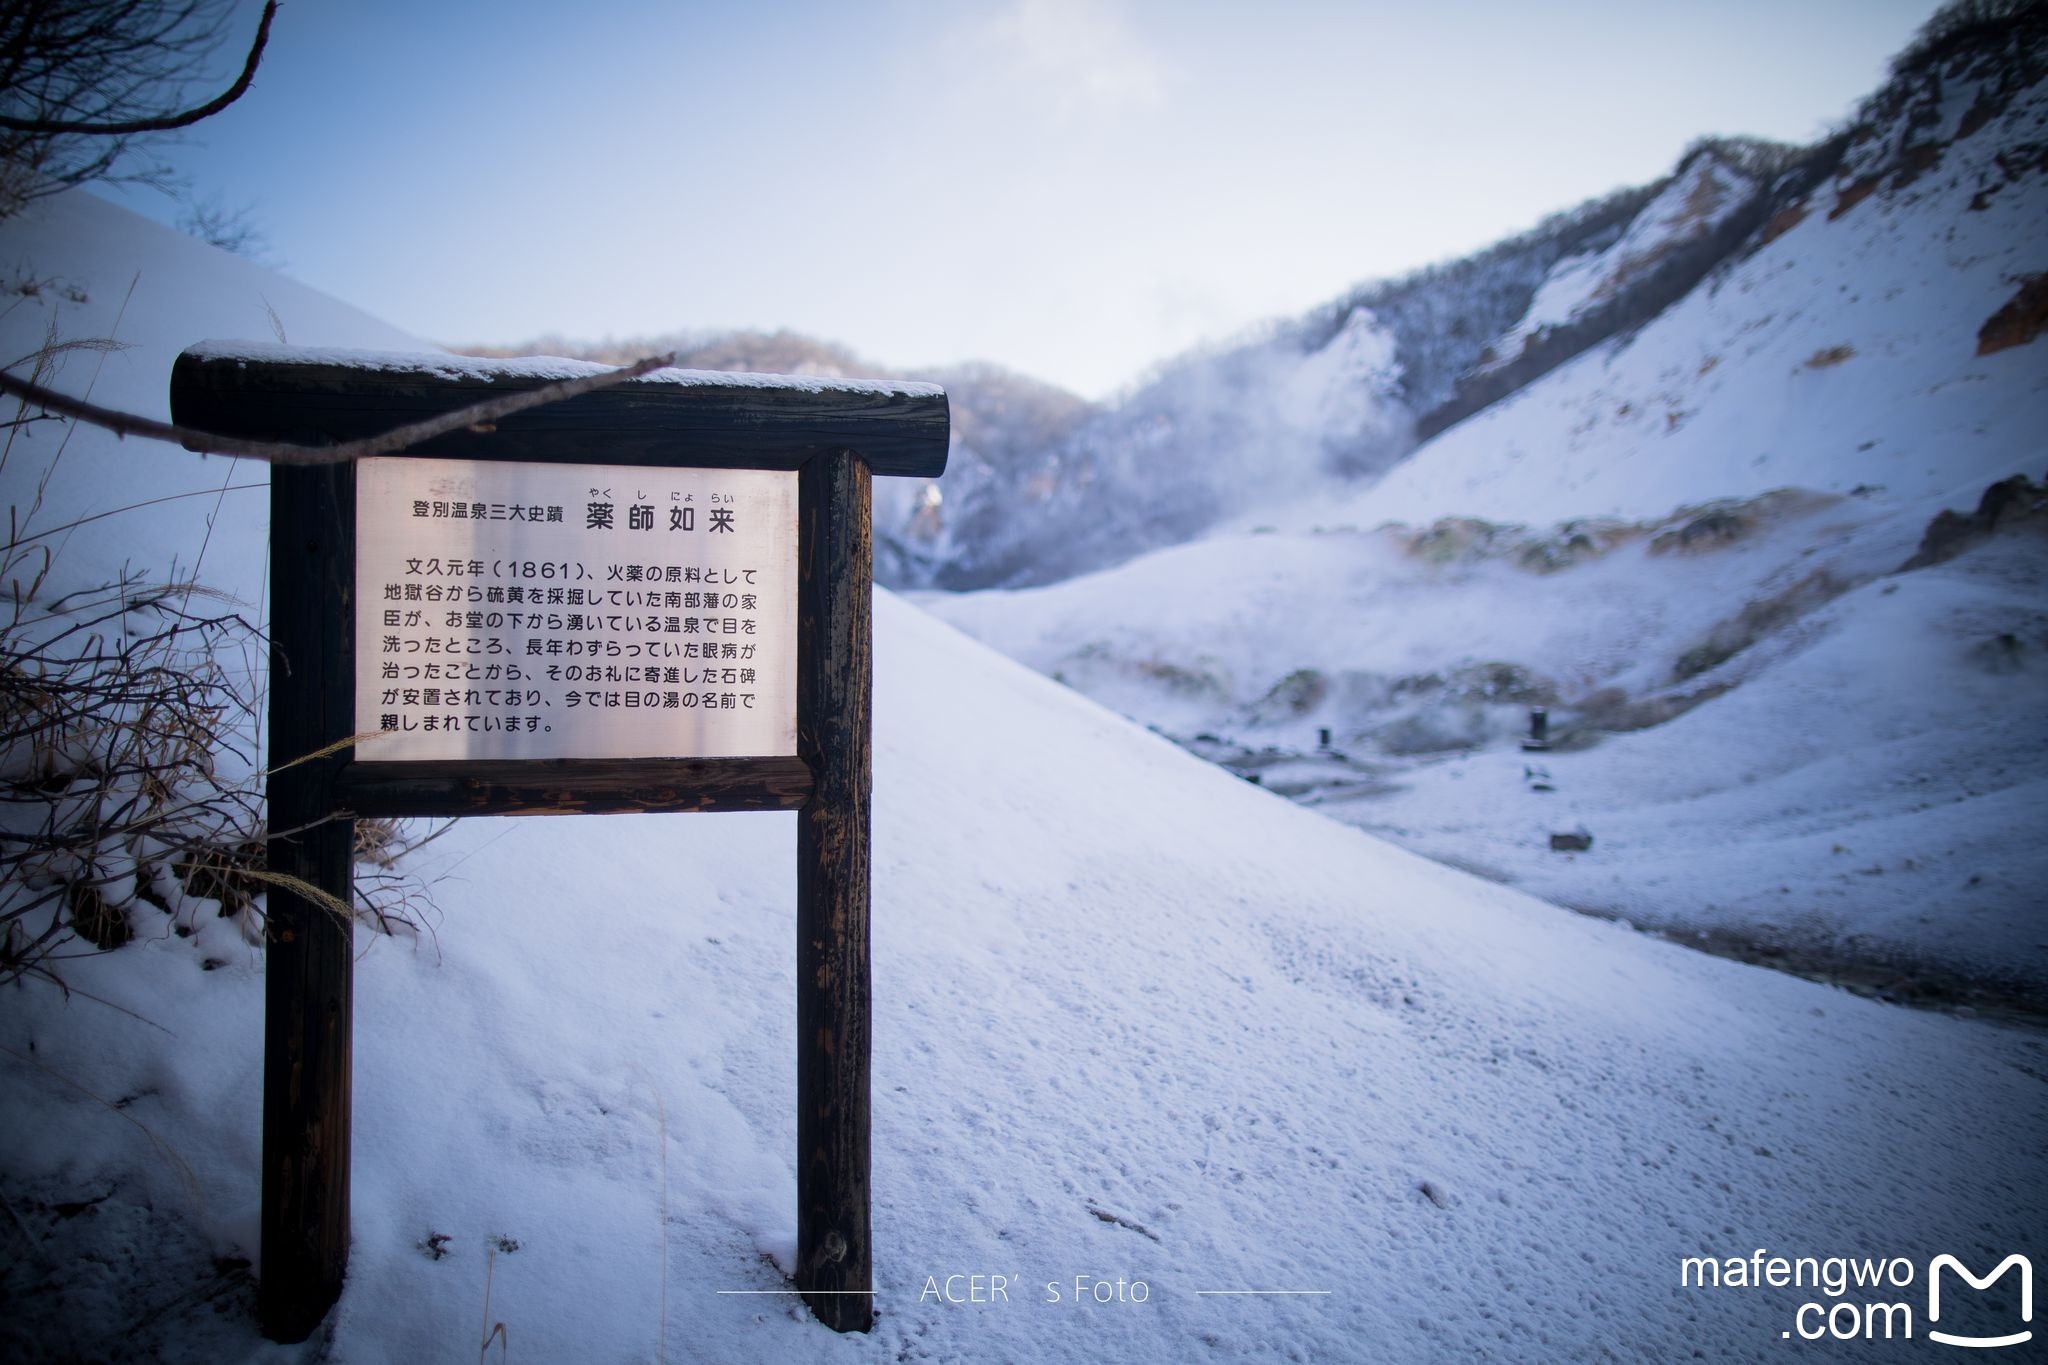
xmin=184 ymin=340 xmax=947 ymax=400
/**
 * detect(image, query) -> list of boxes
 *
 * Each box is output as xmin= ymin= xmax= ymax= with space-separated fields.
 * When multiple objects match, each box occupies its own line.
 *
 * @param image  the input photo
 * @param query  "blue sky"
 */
xmin=108 ymin=0 xmax=1938 ymax=398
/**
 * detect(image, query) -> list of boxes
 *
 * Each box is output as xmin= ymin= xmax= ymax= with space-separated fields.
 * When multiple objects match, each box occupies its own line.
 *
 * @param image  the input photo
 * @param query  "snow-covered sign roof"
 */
xmin=184 ymin=340 xmax=947 ymax=400
xmin=173 ymin=342 xmax=952 ymax=478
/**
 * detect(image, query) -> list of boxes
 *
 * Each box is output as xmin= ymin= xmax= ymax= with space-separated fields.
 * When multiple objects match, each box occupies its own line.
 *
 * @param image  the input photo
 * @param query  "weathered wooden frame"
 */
xmin=170 ymin=347 xmax=948 ymax=1342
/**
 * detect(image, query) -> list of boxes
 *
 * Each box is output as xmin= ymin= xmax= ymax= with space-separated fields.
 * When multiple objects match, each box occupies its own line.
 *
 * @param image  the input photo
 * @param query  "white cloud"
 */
xmin=958 ymin=0 xmax=1171 ymax=118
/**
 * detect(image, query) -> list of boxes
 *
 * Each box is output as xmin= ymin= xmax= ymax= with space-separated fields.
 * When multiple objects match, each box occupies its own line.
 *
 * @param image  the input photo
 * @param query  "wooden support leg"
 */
xmin=260 ymin=463 xmax=355 ymax=1342
xmin=795 ymin=450 xmax=874 ymax=1333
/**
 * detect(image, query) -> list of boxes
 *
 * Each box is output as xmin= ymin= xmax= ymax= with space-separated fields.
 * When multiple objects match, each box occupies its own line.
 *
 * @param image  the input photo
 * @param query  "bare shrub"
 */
xmin=0 ymin=1 xmax=278 ymax=219
xmin=0 ymin=559 xmax=263 ymax=982
xmin=0 ymin=394 xmax=446 ymax=986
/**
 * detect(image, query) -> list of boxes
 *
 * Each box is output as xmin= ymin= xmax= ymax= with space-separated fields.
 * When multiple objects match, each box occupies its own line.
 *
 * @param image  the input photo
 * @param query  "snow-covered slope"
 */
xmin=926 ymin=17 xmax=2048 ymax=1005
xmin=1473 ymin=150 xmax=1762 ymax=385
xmin=6 ymin=193 xmax=2045 ymax=1363
xmin=1341 ymin=105 xmax=2042 ymax=528
xmin=0 ymin=189 xmax=424 ymax=599
xmin=12 ymin=592 xmax=2048 ymax=1363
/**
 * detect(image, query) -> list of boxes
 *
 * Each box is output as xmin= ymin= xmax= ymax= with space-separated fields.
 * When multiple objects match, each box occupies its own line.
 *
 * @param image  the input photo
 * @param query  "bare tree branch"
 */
xmin=0 ymin=2 xmax=278 ymax=136
xmin=0 ymin=351 xmax=678 ymax=465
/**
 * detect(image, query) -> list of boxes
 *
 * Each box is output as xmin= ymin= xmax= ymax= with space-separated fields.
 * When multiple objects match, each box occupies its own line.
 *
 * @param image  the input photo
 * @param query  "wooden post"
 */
xmin=260 ymin=462 xmax=357 ymax=1342
xmin=795 ymin=449 xmax=874 ymax=1333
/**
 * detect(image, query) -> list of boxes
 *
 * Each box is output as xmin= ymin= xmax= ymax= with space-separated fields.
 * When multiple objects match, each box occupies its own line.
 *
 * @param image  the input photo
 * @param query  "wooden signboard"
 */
xmin=169 ymin=345 xmax=949 ymax=1342
xmin=352 ymin=457 xmax=800 ymax=762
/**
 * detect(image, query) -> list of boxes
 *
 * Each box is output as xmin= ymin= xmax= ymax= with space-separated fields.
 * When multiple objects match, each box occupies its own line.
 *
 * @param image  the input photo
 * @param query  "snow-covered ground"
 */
xmin=2 ymin=169 xmax=2044 ymax=1365
xmin=10 ymin=589 xmax=2047 ymax=1362
xmin=924 ymin=483 xmax=2048 ymax=1007
xmin=926 ymin=37 xmax=2048 ymax=1009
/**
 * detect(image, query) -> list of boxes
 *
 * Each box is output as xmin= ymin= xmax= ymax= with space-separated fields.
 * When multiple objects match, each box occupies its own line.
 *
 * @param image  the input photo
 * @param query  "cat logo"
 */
xmin=1928 ymin=1254 xmax=2032 ymax=1349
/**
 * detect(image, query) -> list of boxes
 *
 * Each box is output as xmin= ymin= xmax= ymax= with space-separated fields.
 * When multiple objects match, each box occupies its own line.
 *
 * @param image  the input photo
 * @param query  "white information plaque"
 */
xmin=353 ymin=457 xmax=797 ymax=762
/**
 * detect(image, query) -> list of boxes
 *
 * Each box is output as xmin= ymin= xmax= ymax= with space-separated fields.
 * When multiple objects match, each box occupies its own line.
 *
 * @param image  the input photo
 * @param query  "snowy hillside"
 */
xmin=1477 ymin=153 xmax=1761 ymax=378
xmin=885 ymin=179 xmax=1668 ymax=590
xmin=927 ymin=13 xmax=2048 ymax=1008
xmin=0 ymin=189 xmax=422 ymax=599
xmin=6 ymin=194 xmax=2045 ymax=1361
xmin=1343 ymin=98 xmax=2042 ymax=525
xmin=922 ymin=481 xmax=2048 ymax=1008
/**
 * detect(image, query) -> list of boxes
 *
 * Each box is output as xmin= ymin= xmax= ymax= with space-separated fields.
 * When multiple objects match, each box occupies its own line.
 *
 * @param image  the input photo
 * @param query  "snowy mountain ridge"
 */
xmin=907 ymin=7 xmax=2045 ymax=590
xmin=927 ymin=7 xmax=2048 ymax=1009
xmin=1475 ymin=154 xmax=1764 ymax=384
xmin=454 ymin=11 xmax=2047 ymax=606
